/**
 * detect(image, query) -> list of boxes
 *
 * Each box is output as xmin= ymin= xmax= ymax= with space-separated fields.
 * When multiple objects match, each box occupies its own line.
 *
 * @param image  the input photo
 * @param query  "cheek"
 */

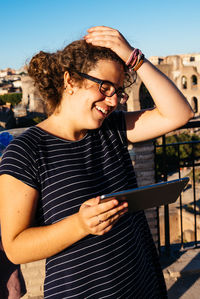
xmin=82 ymin=81 xmax=104 ymax=99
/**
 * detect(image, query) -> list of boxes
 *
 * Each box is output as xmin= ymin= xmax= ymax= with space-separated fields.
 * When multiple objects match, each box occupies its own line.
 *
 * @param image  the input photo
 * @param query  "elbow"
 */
xmin=3 ymin=243 xmax=25 ymax=265
xmin=4 ymin=249 xmax=20 ymax=265
xmin=186 ymin=101 xmax=195 ymax=121
xmin=190 ymin=109 xmax=195 ymax=120
xmin=185 ymin=109 xmax=195 ymax=123
xmin=170 ymin=108 xmax=194 ymax=131
xmin=181 ymin=107 xmax=195 ymax=126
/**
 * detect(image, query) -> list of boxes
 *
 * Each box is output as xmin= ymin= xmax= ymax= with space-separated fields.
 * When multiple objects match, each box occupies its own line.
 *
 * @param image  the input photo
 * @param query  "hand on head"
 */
xmin=84 ymin=26 xmax=133 ymax=64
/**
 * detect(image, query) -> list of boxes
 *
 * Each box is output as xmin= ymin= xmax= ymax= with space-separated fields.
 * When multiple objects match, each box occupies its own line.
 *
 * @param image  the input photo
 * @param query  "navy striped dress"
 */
xmin=0 ymin=111 xmax=167 ymax=298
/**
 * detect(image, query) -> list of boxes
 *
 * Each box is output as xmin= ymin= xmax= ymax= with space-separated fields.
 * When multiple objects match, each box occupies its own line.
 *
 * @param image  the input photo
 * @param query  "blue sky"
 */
xmin=1 ymin=0 xmax=200 ymax=70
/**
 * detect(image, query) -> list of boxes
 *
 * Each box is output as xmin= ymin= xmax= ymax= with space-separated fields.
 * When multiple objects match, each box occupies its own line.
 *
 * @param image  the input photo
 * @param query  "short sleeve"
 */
xmin=0 ymin=137 xmax=39 ymax=190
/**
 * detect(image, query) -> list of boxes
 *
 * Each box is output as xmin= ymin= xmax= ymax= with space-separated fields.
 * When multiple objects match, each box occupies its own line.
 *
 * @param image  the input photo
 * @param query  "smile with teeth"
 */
xmin=95 ymin=105 xmax=108 ymax=115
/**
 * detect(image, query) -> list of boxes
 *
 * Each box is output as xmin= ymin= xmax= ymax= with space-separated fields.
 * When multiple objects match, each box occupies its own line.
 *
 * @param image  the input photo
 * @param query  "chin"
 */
xmin=88 ymin=118 xmax=105 ymax=130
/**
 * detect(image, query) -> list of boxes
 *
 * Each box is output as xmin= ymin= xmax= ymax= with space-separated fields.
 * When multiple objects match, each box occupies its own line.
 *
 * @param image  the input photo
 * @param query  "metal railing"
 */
xmin=154 ymin=120 xmax=200 ymax=255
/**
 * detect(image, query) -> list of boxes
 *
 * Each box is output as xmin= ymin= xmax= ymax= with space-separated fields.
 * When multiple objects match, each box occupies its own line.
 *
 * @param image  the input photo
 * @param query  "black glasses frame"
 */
xmin=74 ymin=71 xmax=129 ymax=104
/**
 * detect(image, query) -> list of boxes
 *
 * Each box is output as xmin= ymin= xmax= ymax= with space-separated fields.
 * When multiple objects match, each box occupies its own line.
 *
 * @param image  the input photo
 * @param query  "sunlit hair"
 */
xmin=28 ymin=39 xmax=135 ymax=115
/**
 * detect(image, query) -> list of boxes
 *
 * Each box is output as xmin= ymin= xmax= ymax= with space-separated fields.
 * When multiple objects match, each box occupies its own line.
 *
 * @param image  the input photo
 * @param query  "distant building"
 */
xmin=128 ymin=53 xmax=200 ymax=117
xmin=0 ymin=68 xmax=15 ymax=78
xmin=0 ymin=68 xmax=22 ymax=95
xmin=12 ymin=79 xmax=22 ymax=89
xmin=21 ymin=76 xmax=46 ymax=114
xmin=149 ymin=53 xmax=200 ymax=116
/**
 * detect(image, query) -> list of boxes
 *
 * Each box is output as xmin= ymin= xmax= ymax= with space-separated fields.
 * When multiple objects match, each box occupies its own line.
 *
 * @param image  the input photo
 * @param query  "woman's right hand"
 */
xmin=78 ymin=196 xmax=128 ymax=236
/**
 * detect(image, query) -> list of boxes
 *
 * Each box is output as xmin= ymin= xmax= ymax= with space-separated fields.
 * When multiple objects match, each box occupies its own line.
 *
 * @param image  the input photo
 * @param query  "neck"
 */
xmin=38 ymin=113 xmax=87 ymax=141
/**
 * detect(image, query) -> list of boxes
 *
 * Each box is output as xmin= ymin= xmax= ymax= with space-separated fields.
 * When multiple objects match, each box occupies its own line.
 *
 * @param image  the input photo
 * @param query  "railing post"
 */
xmin=154 ymin=140 xmax=161 ymax=254
xmin=154 ymin=121 xmax=200 ymax=251
xmin=162 ymin=135 xmax=171 ymax=256
xmin=177 ymin=145 xmax=184 ymax=248
xmin=192 ymin=143 xmax=197 ymax=247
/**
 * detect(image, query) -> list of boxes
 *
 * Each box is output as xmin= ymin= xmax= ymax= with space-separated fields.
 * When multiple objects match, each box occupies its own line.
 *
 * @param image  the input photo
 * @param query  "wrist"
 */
xmin=74 ymin=212 xmax=89 ymax=238
xmin=126 ymin=48 xmax=145 ymax=73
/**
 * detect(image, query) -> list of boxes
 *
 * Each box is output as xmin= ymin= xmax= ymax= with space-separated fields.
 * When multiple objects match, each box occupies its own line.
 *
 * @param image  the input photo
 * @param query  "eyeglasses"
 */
xmin=74 ymin=71 xmax=129 ymax=105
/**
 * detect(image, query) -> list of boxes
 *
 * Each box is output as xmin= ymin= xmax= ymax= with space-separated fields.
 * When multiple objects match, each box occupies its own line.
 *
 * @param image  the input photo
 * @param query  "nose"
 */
xmin=105 ymin=94 xmax=118 ymax=107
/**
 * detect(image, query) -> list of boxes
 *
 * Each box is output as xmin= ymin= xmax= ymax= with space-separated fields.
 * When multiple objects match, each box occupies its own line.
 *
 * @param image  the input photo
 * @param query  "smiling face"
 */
xmin=63 ymin=59 xmax=125 ymax=134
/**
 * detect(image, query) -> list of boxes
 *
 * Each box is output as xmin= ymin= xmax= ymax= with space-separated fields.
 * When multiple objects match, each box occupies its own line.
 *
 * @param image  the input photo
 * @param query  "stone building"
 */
xmin=21 ymin=76 xmax=46 ymax=114
xmin=149 ymin=53 xmax=200 ymax=116
xmin=127 ymin=53 xmax=200 ymax=117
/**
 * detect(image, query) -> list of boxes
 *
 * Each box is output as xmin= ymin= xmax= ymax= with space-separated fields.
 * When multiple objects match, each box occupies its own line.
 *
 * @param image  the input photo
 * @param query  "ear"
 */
xmin=64 ymin=71 xmax=74 ymax=89
xmin=64 ymin=71 xmax=78 ymax=90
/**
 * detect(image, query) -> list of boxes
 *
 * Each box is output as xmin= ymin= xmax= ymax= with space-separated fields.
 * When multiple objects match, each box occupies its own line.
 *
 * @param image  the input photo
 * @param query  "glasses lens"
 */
xmin=100 ymin=82 xmax=115 ymax=97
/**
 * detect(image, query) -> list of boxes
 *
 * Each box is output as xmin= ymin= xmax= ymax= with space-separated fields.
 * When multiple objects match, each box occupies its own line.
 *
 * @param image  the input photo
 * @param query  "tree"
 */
xmin=155 ymin=132 xmax=200 ymax=179
xmin=0 ymin=93 xmax=22 ymax=106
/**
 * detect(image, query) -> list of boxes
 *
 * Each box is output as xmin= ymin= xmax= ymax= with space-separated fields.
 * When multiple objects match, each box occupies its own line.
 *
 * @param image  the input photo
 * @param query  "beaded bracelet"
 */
xmin=126 ymin=48 xmax=145 ymax=72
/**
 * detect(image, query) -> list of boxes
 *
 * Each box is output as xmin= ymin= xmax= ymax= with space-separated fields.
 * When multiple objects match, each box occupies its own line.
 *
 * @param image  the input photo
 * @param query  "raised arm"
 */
xmin=125 ymin=60 xmax=194 ymax=142
xmin=84 ymin=26 xmax=194 ymax=143
xmin=0 ymin=174 xmax=127 ymax=264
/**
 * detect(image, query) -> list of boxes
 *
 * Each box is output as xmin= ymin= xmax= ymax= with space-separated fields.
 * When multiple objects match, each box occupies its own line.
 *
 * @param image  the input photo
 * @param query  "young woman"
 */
xmin=0 ymin=26 xmax=193 ymax=298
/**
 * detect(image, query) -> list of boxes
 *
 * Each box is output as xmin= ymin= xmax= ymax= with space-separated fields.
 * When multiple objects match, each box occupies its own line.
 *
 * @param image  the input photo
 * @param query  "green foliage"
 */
xmin=155 ymin=132 xmax=200 ymax=179
xmin=0 ymin=93 xmax=22 ymax=106
xmin=16 ymin=114 xmax=46 ymax=128
xmin=32 ymin=116 xmax=45 ymax=124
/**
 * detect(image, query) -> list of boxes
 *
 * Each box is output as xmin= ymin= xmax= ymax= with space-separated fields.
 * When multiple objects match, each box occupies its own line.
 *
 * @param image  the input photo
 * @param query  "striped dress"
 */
xmin=0 ymin=111 xmax=167 ymax=298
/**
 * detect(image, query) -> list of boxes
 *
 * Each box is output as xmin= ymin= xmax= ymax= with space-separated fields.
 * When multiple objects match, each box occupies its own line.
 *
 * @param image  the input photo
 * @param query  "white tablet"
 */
xmin=100 ymin=177 xmax=189 ymax=212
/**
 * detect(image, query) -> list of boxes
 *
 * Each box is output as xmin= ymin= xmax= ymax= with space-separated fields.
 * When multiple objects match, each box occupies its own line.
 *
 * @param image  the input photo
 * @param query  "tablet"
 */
xmin=100 ymin=177 xmax=189 ymax=212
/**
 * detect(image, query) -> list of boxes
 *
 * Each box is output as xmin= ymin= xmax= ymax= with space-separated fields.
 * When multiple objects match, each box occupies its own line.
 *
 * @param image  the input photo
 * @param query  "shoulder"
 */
xmin=0 ymin=126 xmax=44 ymax=165
xmin=0 ymin=127 xmax=42 ymax=189
xmin=103 ymin=110 xmax=126 ymax=131
xmin=14 ymin=126 xmax=43 ymax=146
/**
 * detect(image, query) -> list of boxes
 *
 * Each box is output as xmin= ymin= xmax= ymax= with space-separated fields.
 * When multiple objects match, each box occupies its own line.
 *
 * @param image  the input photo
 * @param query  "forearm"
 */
xmin=137 ymin=59 xmax=194 ymax=124
xmin=4 ymin=213 xmax=87 ymax=264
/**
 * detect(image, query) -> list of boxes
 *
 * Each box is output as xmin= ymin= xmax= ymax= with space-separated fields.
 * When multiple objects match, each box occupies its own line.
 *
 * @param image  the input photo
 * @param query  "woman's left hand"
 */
xmin=84 ymin=26 xmax=133 ymax=63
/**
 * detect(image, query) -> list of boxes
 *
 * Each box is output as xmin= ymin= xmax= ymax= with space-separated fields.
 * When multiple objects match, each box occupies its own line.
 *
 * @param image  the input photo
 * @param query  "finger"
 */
xmin=81 ymin=197 xmax=119 ymax=221
xmin=88 ymin=198 xmax=119 ymax=218
xmin=85 ymin=29 xmax=121 ymax=39
xmin=86 ymin=28 xmax=124 ymax=46
xmin=87 ymin=26 xmax=115 ymax=32
xmin=86 ymin=29 xmax=118 ymax=37
xmin=84 ymin=34 xmax=119 ymax=43
xmin=96 ymin=202 xmax=128 ymax=224
xmin=94 ymin=204 xmax=128 ymax=227
xmin=82 ymin=196 xmax=100 ymax=208
xmin=97 ymin=208 xmax=128 ymax=234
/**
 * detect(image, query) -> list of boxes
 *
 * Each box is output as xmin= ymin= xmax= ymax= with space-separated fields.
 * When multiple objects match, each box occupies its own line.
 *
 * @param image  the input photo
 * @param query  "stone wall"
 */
xmin=131 ymin=141 xmax=159 ymax=247
xmin=21 ymin=260 xmax=45 ymax=299
xmin=149 ymin=54 xmax=200 ymax=117
xmin=21 ymin=76 xmax=46 ymax=114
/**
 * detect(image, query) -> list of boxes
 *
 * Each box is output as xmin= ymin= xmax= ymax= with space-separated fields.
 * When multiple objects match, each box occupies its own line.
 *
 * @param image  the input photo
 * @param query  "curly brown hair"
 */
xmin=28 ymin=39 xmax=134 ymax=115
